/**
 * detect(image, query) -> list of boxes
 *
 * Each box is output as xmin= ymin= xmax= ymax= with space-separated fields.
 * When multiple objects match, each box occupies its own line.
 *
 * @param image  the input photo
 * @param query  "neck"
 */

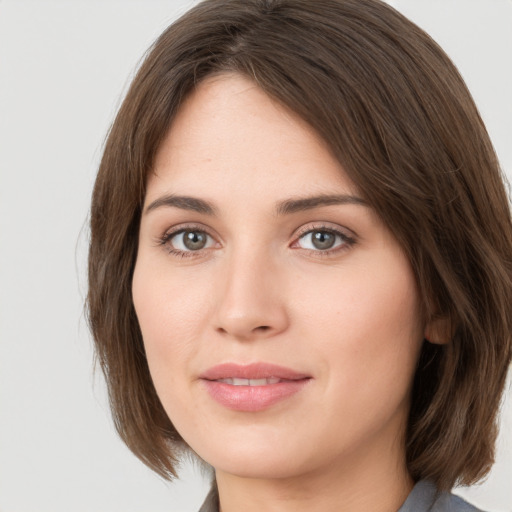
xmin=215 ymin=436 xmax=414 ymax=512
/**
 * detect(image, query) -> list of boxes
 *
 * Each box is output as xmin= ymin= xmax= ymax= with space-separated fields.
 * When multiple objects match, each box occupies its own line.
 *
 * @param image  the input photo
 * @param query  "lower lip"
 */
xmin=201 ymin=379 xmax=310 ymax=412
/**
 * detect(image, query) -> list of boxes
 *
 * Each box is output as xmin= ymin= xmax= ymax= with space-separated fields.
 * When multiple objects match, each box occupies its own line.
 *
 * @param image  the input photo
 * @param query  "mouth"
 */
xmin=215 ymin=377 xmax=283 ymax=386
xmin=199 ymin=363 xmax=311 ymax=412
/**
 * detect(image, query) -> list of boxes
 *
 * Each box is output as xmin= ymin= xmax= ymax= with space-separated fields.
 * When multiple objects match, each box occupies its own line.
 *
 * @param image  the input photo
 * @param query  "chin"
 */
xmin=209 ymin=450 xmax=307 ymax=480
xmin=191 ymin=428 xmax=346 ymax=482
xmin=183 ymin=427 xmax=309 ymax=479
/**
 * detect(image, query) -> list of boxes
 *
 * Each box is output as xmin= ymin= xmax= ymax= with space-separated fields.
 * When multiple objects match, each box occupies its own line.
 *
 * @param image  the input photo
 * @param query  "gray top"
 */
xmin=198 ymin=479 xmax=483 ymax=512
xmin=400 ymin=480 xmax=482 ymax=512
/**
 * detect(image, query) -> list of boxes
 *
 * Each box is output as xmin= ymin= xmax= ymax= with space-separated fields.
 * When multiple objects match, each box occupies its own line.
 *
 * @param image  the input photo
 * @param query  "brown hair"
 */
xmin=87 ymin=0 xmax=512 ymax=490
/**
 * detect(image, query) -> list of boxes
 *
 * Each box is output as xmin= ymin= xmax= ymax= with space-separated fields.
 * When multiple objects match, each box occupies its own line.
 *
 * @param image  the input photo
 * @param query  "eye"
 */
xmin=164 ymin=229 xmax=216 ymax=252
xmin=295 ymin=228 xmax=354 ymax=252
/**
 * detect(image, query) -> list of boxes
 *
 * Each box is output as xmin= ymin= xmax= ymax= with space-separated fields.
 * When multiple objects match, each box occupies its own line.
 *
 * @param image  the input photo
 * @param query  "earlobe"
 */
xmin=424 ymin=315 xmax=452 ymax=345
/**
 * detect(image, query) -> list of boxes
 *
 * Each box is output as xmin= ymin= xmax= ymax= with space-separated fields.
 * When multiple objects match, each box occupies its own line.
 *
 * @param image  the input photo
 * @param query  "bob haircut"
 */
xmin=88 ymin=0 xmax=512 ymax=491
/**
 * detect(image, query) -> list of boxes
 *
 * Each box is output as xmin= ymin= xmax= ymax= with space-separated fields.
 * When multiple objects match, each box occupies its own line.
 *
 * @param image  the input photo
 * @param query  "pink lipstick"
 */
xmin=199 ymin=363 xmax=311 ymax=412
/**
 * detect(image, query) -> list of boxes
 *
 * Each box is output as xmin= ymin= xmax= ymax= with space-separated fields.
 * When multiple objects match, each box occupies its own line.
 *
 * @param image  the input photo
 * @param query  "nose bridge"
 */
xmin=214 ymin=239 xmax=288 ymax=340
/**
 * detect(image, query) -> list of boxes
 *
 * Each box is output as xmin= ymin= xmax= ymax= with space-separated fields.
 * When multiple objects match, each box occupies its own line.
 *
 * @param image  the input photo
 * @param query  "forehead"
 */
xmin=148 ymin=73 xmax=359 ymax=204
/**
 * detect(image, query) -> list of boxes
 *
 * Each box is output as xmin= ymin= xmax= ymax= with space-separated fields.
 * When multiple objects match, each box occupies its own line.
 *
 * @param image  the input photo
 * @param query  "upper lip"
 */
xmin=199 ymin=362 xmax=311 ymax=381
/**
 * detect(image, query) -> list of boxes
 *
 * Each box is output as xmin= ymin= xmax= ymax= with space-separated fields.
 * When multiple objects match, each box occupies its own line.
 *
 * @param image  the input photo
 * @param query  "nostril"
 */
xmin=255 ymin=325 xmax=271 ymax=332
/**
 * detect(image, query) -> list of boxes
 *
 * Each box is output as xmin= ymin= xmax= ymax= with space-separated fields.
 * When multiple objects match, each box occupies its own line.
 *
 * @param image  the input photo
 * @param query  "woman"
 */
xmin=87 ymin=1 xmax=512 ymax=510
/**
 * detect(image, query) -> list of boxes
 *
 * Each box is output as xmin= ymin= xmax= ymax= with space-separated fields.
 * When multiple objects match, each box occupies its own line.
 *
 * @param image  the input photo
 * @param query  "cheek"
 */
xmin=294 ymin=253 xmax=423 ymax=402
xmin=131 ymin=259 xmax=217 ymax=433
xmin=297 ymin=265 xmax=421 ymax=343
xmin=132 ymin=257 xmax=212 ymax=379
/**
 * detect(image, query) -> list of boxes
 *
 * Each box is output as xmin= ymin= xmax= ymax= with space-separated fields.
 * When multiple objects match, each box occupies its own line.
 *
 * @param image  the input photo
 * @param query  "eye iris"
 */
xmin=183 ymin=231 xmax=207 ymax=250
xmin=312 ymin=231 xmax=335 ymax=250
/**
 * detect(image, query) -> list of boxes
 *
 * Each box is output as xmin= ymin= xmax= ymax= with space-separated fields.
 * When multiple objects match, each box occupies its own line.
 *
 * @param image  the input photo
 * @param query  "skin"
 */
xmin=133 ymin=74 xmax=431 ymax=512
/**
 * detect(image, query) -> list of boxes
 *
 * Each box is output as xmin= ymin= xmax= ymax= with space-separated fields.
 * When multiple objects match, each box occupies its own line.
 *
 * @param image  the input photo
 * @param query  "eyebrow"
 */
xmin=145 ymin=194 xmax=217 ymax=215
xmin=275 ymin=194 xmax=368 ymax=215
xmin=144 ymin=193 xmax=368 ymax=216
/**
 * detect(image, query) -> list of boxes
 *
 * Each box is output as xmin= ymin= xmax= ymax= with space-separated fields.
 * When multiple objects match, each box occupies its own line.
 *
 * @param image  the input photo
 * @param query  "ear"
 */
xmin=424 ymin=315 xmax=452 ymax=345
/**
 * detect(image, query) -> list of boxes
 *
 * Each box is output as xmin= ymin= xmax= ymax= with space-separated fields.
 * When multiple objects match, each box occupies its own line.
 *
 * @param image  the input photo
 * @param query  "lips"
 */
xmin=200 ymin=362 xmax=310 ymax=381
xmin=199 ymin=363 xmax=311 ymax=412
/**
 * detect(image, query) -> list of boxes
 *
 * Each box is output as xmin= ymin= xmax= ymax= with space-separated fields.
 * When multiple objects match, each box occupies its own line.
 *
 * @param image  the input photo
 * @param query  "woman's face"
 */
xmin=133 ymin=74 xmax=425 ymax=481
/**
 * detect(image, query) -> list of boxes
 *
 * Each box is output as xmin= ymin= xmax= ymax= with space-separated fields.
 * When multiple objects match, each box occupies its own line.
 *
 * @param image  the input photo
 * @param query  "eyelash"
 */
xmin=158 ymin=224 xmax=216 ymax=259
xmin=157 ymin=223 xmax=357 ymax=259
xmin=293 ymin=224 xmax=357 ymax=257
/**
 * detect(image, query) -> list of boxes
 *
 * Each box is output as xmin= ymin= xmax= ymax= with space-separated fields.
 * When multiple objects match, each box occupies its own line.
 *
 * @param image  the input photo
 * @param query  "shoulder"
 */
xmin=399 ymin=480 xmax=484 ymax=512
xmin=432 ymin=492 xmax=485 ymax=512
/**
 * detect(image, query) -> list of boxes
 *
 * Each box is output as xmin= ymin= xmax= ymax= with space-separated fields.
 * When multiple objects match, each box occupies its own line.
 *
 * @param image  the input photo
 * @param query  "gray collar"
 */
xmin=198 ymin=479 xmax=483 ymax=512
xmin=398 ymin=480 xmax=482 ymax=512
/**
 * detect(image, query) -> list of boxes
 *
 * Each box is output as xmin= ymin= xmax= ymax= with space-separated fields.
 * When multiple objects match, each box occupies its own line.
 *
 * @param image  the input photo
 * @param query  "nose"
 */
xmin=213 ymin=248 xmax=289 ymax=341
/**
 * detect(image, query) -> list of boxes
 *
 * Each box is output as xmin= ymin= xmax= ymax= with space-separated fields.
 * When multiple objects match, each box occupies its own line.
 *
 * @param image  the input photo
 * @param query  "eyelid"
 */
xmin=293 ymin=222 xmax=356 ymax=241
xmin=159 ymin=222 xmax=216 ymax=240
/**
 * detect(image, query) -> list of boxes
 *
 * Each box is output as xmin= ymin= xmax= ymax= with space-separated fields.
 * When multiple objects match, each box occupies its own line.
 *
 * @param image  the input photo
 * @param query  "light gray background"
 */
xmin=0 ymin=1 xmax=510 ymax=511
